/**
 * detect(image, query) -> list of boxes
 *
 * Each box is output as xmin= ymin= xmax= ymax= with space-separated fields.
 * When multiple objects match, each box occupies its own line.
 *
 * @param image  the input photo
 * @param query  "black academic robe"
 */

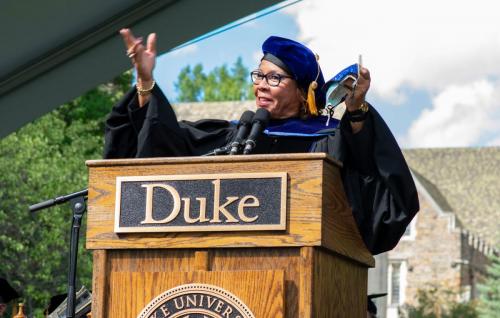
xmin=104 ymin=85 xmax=419 ymax=255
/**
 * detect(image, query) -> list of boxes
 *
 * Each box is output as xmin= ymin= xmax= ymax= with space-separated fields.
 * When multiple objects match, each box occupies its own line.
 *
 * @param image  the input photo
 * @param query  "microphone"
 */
xmin=243 ymin=108 xmax=270 ymax=155
xmin=229 ymin=110 xmax=255 ymax=155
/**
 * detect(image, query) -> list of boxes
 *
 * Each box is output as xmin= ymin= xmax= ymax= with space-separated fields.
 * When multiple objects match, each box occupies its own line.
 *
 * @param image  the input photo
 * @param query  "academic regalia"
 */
xmin=0 ymin=278 xmax=19 ymax=304
xmin=44 ymin=294 xmax=66 ymax=315
xmin=0 ymin=278 xmax=19 ymax=317
xmin=103 ymin=84 xmax=419 ymax=255
xmin=367 ymin=293 xmax=387 ymax=316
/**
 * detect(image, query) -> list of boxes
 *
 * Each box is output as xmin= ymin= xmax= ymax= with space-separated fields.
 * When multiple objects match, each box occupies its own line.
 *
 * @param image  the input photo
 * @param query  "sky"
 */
xmin=152 ymin=0 xmax=500 ymax=149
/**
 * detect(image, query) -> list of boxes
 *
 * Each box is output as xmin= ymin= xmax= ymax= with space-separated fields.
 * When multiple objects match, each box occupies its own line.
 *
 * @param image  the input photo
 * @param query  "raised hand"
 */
xmin=120 ymin=28 xmax=157 ymax=106
xmin=344 ymin=66 xmax=371 ymax=112
xmin=120 ymin=28 xmax=157 ymax=83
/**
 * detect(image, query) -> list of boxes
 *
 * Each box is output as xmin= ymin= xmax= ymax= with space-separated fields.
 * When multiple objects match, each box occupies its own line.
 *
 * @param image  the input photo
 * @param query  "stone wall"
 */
xmin=389 ymin=188 xmax=494 ymax=308
xmin=459 ymin=230 xmax=494 ymax=299
xmin=389 ymin=191 xmax=462 ymax=304
xmin=172 ymin=101 xmax=256 ymax=122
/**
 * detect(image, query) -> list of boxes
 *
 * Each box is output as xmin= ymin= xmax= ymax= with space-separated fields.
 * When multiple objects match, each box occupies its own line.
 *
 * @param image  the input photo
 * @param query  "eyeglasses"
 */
xmin=250 ymin=71 xmax=293 ymax=87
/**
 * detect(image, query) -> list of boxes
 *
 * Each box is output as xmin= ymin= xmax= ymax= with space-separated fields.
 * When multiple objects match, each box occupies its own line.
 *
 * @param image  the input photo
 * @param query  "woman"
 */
xmin=104 ymin=29 xmax=419 ymax=255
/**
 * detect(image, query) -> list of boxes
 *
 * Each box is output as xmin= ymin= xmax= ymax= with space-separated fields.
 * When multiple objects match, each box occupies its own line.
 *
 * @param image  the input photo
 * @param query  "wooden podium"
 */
xmin=86 ymin=154 xmax=374 ymax=317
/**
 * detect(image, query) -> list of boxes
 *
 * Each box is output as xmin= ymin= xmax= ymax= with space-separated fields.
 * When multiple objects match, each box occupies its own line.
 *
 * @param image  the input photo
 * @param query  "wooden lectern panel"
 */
xmin=108 ymin=270 xmax=284 ymax=317
xmin=91 ymin=247 xmax=367 ymax=317
xmin=312 ymin=248 xmax=367 ymax=317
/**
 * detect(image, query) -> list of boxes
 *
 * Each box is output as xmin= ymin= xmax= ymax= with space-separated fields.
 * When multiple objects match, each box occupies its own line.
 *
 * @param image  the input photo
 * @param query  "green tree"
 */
xmin=0 ymin=72 xmax=131 ymax=316
xmin=478 ymin=254 xmax=500 ymax=317
xmin=231 ymin=56 xmax=255 ymax=101
xmin=174 ymin=57 xmax=253 ymax=102
xmin=403 ymin=287 xmax=478 ymax=318
xmin=175 ymin=64 xmax=206 ymax=102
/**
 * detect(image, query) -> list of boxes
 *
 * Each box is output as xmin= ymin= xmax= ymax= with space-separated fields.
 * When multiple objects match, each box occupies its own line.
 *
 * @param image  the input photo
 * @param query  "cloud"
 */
xmin=241 ymin=19 xmax=259 ymax=29
xmin=168 ymin=43 xmax=199 ymax=57
xmin=403 ymin=79 xmax=500 ymax=147
xmin=487 ymin=136 xmax=500 ymax=146
xmin=252 ymin=50 xmax=263 ymax=66
xmin=286 ymin=0 xmax=500 ymax=102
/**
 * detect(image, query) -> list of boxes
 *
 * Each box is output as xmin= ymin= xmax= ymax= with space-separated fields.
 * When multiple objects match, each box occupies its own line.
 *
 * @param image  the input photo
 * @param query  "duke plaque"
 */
xmin=115 ymin=172 xmax=287 ymax=233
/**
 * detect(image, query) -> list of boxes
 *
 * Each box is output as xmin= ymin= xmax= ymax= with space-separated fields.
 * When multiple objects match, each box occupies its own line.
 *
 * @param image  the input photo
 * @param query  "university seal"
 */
xmin=137 ymin=283 xmax=255 ymax=318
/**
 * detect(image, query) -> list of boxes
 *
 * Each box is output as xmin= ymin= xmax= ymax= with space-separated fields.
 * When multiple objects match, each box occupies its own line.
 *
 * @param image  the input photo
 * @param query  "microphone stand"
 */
xmin=202 ymin=145 xmax=231 ymax=156
xmin=29 ymin=189 xmax=89 ymax=318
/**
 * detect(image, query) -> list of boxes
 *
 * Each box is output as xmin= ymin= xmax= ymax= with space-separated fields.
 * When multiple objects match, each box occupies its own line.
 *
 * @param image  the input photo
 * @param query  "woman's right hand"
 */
xmin=120 ymin=28 xmax=157 ymax=106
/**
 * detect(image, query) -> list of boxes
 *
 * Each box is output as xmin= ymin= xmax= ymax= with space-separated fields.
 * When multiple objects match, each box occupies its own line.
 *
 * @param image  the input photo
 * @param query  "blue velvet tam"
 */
xmin=262 ymin=36 xmax=326 ymax=109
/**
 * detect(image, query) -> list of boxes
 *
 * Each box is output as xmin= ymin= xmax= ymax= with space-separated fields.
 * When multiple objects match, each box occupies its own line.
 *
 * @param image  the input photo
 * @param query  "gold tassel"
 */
xmin=307 ymin=81 xmax=318 ymax=116
xmin=306 ymin=53 xmax=321 ymax=116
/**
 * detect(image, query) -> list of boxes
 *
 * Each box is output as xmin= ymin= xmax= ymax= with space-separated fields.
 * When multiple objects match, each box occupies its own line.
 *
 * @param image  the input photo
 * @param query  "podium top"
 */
xmin=86 ymin=153 xmax=342 ymax=168
xmin=86 ymin=153 xmax=373 ymax=267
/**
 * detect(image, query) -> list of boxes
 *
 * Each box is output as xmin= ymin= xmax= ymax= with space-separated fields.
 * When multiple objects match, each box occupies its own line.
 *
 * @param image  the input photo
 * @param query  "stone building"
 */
xmin=171 ymin=101 xmax=499 ymax=317
xmin=382 ymin=147 xmax=500 ymax=318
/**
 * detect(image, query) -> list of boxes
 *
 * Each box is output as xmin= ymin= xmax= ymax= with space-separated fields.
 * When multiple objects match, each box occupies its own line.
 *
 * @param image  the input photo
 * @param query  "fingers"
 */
xmin=355 ymin=67 xmax=371 ymax=95
xmin=359 ymin=66 xmax=371 ymax=81
xmin=147 ymin=33 xmax=157 ymax=55
xmin=127 ymin=41 xmax=140 ymax=57
xmin=345 ymin=67 xmax=371 ymax=111
xmin=125 ymin=40 xmax=144 ymax=66
xmin=120 ymin=29 xmax=157 ymax=60
xmin=120 ymin=28 xmax=137 ymax=49
xmin=120 ymin=28 xmax=146 ymax=55
xmin=120 ymin=28 xmax=156 ymax=82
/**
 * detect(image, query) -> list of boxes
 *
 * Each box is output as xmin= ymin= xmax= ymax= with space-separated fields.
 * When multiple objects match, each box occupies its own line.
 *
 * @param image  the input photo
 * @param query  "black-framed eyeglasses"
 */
xmin=250 ymin=71 xmax=293 ymax=87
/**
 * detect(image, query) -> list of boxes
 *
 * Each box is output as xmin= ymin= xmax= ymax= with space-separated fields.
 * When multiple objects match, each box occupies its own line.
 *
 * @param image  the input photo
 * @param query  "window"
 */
xmin=390 ymin=263 xmax=401 ymax=305
xmin=401 ymin=217 xmax=417 ymax=240
xmin=388 ymin=261 xmax=407 ymax=307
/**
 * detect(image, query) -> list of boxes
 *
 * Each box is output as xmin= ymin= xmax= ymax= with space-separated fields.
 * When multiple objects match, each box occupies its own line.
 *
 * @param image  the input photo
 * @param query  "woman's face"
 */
xmin=253 ymin=60 xmax=303 ymax=119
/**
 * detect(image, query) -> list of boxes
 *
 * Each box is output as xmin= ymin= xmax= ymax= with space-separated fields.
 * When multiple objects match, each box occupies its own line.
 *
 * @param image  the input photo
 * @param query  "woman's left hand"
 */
xmin=345 ymin=67 xmax=371 ymax=112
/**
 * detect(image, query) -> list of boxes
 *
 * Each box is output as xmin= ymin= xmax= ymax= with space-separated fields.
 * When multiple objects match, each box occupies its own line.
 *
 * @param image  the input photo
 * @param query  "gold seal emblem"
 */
xmin=137 ymin=283 xmax=255 ymax=318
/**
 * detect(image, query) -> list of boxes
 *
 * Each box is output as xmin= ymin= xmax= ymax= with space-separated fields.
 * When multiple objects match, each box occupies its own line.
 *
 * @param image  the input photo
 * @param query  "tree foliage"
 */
xmin=0 ymin=72 xmax=131 ymax=316
xmin=1 ymin=57 xmax=253 ymax=316
xmin=478 ymin=253 xmax=500 ymax=317
xmin=175 ymin=64 xmax=206 ymax=102
xmin=174 ymin=57 xmax=254 ymax=102
xmin=402 ymin=287 xmax=478 ymax=318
